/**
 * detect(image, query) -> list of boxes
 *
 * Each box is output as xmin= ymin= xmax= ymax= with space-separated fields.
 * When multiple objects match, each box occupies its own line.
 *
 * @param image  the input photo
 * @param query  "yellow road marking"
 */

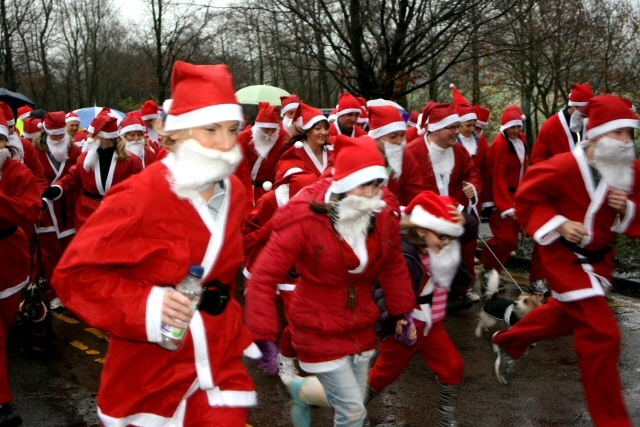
xmin=52 ymin=313 xmax=79 ymax=324
xmin=85 ymin=328 xmax=110 ymax=341
xmin=70 ymin=341 xmax=88 ymax=351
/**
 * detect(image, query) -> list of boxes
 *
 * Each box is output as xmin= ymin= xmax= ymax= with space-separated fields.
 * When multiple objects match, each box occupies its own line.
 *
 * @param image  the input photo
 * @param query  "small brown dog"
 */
xmin=475 ymin=274 xmax=544 ymax=338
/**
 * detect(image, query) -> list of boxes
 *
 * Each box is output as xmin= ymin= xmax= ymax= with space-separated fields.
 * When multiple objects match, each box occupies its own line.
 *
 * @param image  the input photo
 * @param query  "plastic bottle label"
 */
xmin=161 ymin=322 xmax=187 ymax=339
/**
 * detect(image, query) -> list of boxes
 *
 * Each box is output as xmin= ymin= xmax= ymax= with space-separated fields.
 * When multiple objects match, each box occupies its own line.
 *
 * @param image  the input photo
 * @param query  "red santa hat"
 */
xmin=40 ymin=111 xmax=67 ymax=136
xmin=74 ymin=130 xmax=89 ymax=143
xmin=280 ymin=94 xmax=301 ymax=116
xmin=119 ymin=112 xmax=146 ymax=136
xmin=273 ymin=153 xmax=305 ymax=188
xmin=22 ymin=117 xmax=42 ymax=139
xmin=474 ymin=106 xmax=490 ymax=128
xmin=356 ymin=96 xmax=368 ymax=124
xmin=328 ymin=107 xmax=337 ymax=123
xmin=0 ymin=102 xmax=14 ymax=126
xmin=330 ymin=134 xmax=387 ymax=193
xmin=568 ymin=83 xmax=594 ymax=107
xmin=292 ymin=102 xmax=328 ymax=132
xmin=289 ymin=172 xmax=317 ymax=197
xmin=407 ymin=110 xmax=419 ymax=127
xmin=90 ymin=114 xmax=119 ymax=139
xmin=418 ymin=102 xmax=460 ymax=136
xmin=0 ymin=111 xmax=9 ymax=139
xmin=585 ymin=94 xmax=640 ymax=140
xmin=336 ymin=93 xmax=363 ymax=117
xmin=500 ymin=106 xmax=524 ymax=132
xmin=17 ymin=105 xmax=33 ymax=121
xmin=66 ymin=111 xmax=81 ymax=124
xmin=367 ymin=105 xmax=407 ymax=139
xmin=164 ymin=61 xmax=243 ymax=131
xmin=254 ymin=102 xmax=280 ymax=129
xmin=141 ymin=100 xmax=160 ymax=121
xmin=450 ymin=84 xmax=477 ymax=122
xmin=404 ymin=190 xmax=464 ymax=237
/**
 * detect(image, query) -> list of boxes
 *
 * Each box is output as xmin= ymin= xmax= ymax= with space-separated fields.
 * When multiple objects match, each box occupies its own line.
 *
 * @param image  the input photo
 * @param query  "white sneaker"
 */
xmin=466 ymin=289 xmax=481 ymax=302
xmin=278 ymin=354 xmax=299 ymax=387
xmin=50 ymin=297 xmax=64 ymax=310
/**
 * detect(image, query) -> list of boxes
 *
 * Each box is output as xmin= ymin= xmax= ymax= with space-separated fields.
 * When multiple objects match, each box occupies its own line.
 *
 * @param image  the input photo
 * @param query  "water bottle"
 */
xmin=159 ymin=264 xmax=205 ymax=350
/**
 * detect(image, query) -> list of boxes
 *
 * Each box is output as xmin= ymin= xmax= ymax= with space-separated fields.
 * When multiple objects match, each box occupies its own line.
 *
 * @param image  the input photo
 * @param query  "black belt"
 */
xmin=252 ymin=180 xmax=266 ymax=187
xmin=416 ymin=293 xmax=433 ymax=305
xmin=0 ymin=225 xmax=17 ymax=239
xmin=83 ymin=190 xmax=103 ymax=201
xmin=558 ymin=237 xmax=614 ymax=265
xmin=198 ymin=280 xmax=230 ymax=315
xmin=508 ymin=187 xmax=517 ymax=193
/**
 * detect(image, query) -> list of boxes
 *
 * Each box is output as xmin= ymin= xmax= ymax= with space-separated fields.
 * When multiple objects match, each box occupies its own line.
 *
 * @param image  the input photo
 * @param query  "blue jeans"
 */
xmin=315 ymin=354 xmax=370 ymax=427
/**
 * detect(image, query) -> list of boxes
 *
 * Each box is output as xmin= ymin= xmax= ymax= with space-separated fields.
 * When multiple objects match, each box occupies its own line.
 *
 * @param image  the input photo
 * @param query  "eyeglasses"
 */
xmin=429 ymin=230 xmax=457 ymax=241
xmin=443 ymin=125 xmax=461 ymax=132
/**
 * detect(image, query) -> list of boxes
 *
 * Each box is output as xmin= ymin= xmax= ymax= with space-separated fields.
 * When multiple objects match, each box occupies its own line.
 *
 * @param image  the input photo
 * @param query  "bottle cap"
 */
xmin=188 ymin=264 xmax=205 ymax=279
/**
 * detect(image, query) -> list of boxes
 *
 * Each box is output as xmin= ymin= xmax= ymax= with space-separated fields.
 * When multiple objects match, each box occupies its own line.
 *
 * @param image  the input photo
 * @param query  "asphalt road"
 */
xmin=7 ymin=270 xmax=640 ymax=426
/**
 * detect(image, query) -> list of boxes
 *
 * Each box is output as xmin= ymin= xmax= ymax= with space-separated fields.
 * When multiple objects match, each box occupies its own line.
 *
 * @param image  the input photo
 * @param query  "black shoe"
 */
xmin=0 ymin=403 xmax=23 ymax=427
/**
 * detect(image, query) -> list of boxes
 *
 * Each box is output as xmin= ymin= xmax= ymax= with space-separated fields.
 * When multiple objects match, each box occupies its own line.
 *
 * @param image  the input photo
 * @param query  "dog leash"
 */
xmin=476 ymin=233 xmax=524 ymax=294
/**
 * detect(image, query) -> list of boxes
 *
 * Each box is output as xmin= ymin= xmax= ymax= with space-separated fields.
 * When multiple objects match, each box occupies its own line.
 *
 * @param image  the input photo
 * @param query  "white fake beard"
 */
xmin=46 ymin=134 xmax=70 ymax=163
xmin=83 ymin=138 xmax=100 ymax=171
xmin=251 ymin=126 xmax=279 ymax=158
xmin=333 ymin=192 xmax=386 ymax=244
xmin=282 ymin=116 xmax=298 ymax=136
xmin=569 ymin=110 xmax=585 ymax=134
xmin=170 ymin=138 xmax=243 ymax=199
xmin=593 ymin=136 xmax=636 ymax=192
xmin=427 ymin=239 xmax=461 ymax=290
xmin=428 ymin=141 xmax=454 ymax=177
xmin=7 ymin=133 xmax=24 ymax=162
xmin=384 ymin=140 xmax=406 ymax=177
xmin=126 ymin=140 xmax=146 ymax=160
xmin=0 ymin=147 xmax=11 ymax=170
xmin=458 ymin=134 xmax=477 ymax=156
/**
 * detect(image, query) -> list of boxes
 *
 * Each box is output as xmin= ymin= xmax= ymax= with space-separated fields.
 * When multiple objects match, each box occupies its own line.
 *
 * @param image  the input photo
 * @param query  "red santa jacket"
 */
xmin=52 ymin=158 xmax=257 ymax=425
xmin=55 ymin=151 xmax=143 ymax=229
xmin=396 ymin=136 xmax=481 ymax=208
xmin=489 ymin=132 xmax=528 ymax=216
xmin=35 ymin=142 xmax=82 ymax=238
xmin=245 ymin=178 xmax=414 ymax=364
xmin=516 ymin=148 xmax=640 ymax=301
xmin=0 ymin=160 xmax=41 ymax=293
xmin=238 ymin=126 xmax=289 ymax=203
xmin=531 ymin=110 xmax=577 ymax=165
xmin=279 ymin=142 xmax=333 ymax=179
xmin=19 ymin=136 xmax=49 ymax=194
xmin=405 ymin=126 xmax=419 ymax=144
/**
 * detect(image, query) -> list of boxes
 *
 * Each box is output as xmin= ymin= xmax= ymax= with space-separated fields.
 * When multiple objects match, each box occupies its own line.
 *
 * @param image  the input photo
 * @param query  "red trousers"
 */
xmin=493 ymin=297 xmax=632 ymax=427
xmin=528 ymin=242 xmax=546 ymax=282
xmin=480 ymin=210 xmax=520 ymax=272
xmin=369 ymin=321 xmax=464 ymax=391
xmin=39 ymin=232 xmax=72 ymax=299
xmin=0 ymin=292 xmax=21 ymax=403
xmin=279 ymin=290 xmax=296 ymax=358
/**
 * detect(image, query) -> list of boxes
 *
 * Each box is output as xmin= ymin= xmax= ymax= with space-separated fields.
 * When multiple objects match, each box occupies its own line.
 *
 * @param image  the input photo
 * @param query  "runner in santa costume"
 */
xmin=44 ymin=114 xmax=143 ymax=229
xmin=527 ymin=83 xmax=594 ymax=295
xmin=32 ymin=112 xmax=82 ymax=310
xmin=478 ymin=106 xmax=527 ymax=290
xmin=238 ymin=102 xmax=289 ymax=203
xmin=492 ymin=94 xmax=640 ymax=427
xmin=52 ymin=61 xmax=261 ymax=427
xmin=473 ymin=105 xmax=493 ymax=212
xmin=246 ymin=134 xmax=415 ymax=427
xmin=65 ymin=111 xmax=81 ymax=138
xmin=367 ymin=105 xmax=407 ymax=199
xmin=282 ymin=102 xmax=333 ymax=178
xmin=119 ymin=112 xmax=156 ymax=169
xmin=281 ymin=94 xmax=301 ymax=136
xmin=397 ymin=101 xmax=482 ymax=303
xmin=369 ymin=190 xmax=476 ymax=427
xmin=329 ymin=92 xmax=368 ymax=138
xmin=141 ymin=99 xmax=162 ymax=151
xmin=0 ymin=111 xmax=41 ymax=427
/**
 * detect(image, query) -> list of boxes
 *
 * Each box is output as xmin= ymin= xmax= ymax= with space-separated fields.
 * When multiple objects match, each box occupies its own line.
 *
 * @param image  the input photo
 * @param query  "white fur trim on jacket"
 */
xmin=330 ymin=165 xmax=388 ymax=194
xmin=532 ymin=214 xmax=569 ymax=245
xmin=408 ymin=204 xmax=464 ymax=236
xmin=145 ymin=286 xmax=169 ymax=343
xmin=164 ymin=104 xmax=244 ymax=132
xmin=611 ymin=199 xmax=636 ymax=233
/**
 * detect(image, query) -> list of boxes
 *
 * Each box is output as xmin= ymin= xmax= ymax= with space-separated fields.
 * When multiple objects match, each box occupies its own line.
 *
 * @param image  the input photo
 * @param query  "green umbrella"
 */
xmin=235 ymin=85 xmax=290 ymax=106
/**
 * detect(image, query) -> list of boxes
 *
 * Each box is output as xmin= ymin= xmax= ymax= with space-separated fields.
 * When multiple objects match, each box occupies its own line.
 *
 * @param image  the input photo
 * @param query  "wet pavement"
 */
xmin=7 ymin=269 xmax=640 ymax=426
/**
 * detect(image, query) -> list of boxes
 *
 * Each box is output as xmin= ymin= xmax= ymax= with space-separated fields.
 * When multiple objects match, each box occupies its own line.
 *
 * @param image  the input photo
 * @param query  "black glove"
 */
xmin=42 ymin=186 xmax=62 ymax=201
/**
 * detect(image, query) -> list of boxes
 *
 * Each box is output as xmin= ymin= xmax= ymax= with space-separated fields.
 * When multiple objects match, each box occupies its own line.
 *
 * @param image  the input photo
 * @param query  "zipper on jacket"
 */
xmin=348 ymin=284 xmax=356 ymax=309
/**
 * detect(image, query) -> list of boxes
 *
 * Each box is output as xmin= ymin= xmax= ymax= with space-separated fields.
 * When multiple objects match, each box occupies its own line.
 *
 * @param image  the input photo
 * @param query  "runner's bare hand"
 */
xmin=558 ymin=221 xmax=588 ymax=244
xmin=162 ymin=290 xmax=194 ymax=328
